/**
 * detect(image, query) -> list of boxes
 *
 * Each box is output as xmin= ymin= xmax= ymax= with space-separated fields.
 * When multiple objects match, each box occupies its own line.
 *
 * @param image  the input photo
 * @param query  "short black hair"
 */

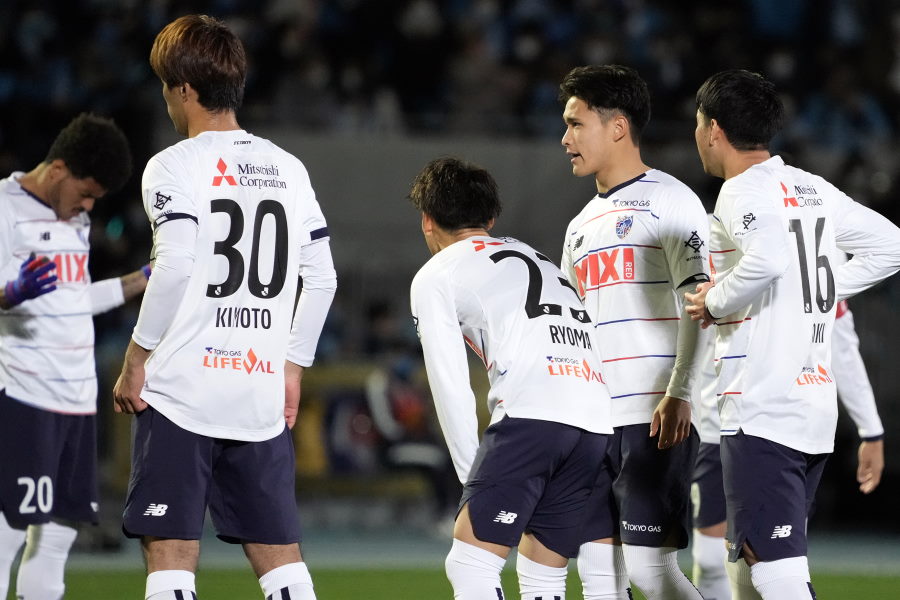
xmin=559 ymin=65 xmax=651 ymax=144
xmin=45 ymin=113 xmax=132 ymax=193
xmin=408 ymin=157 xmax=501 ymax=231
xmin=695 ymin=69 xmax=784 ymax=151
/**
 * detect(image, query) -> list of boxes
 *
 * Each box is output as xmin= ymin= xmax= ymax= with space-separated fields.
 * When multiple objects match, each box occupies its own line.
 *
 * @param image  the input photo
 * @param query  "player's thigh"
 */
xmin=721 ymin=431 xmax=826 ymax=562
xmin=122 ymin=406 xmax=212 ymax=540
xmin=691 ymin=441 xmax=727 ymax=530
xmin=459 ymin=416 xmax=584 ymax=551
xmin=613 ymin=423 xmax=699 ymax=548
xmin=209 ymin=425 xmax=301 ymax=545
xmin=0 ymin=391 xmax=96 ymax=527
xmin=528 ymin=429 xmax=609 ymax=558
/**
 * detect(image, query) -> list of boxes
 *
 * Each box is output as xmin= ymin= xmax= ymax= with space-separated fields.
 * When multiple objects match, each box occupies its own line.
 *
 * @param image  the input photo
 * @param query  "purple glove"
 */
xmin=4 ymin=253 xmax=58 ymax=307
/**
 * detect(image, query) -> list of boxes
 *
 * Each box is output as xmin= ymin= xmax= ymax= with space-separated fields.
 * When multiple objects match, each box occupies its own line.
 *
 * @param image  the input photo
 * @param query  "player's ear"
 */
xmin=485 ymin=218 xmax=496 ymax=232
xmin=421 ymin=212 xmax=434 ymax=235
xmin=46 ymin=159 xmax=69 ymax=182
xmin=612 ymin=114 xmax=629 ymax=143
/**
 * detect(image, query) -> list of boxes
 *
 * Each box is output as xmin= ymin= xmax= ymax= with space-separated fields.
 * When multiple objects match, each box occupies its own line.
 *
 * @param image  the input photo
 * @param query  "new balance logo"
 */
xmin=493 ymin=511 xmax=518 ymax=524
xmin=144 ymin=503 xmax=168 ymax=516
xmin=771 ymin=525 xmax=792 ymax=538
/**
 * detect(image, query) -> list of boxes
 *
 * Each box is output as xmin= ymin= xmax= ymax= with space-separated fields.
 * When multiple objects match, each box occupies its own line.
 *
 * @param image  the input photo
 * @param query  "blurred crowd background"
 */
xmin=1 ymin=0 xmax=899 ymax=547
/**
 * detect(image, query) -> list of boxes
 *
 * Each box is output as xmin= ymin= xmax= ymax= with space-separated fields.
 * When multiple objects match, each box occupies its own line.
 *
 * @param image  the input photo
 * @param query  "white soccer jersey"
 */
xmin=696 ymin=300 xmax=885 ymax=445
xmin=135 ymin=130 xmax=333 ymax=441
xmin=411 ymin=235 xmax=613 ymax=483
xmin=561 ymin=170 xmax=710 ymax=426
xmin=832 ymin=301 xmax=883 ymax=439
xmin=707 ymin=156 xmax=900 ymax=454
xmin=0 ymin=173 xmax=114 ymax=414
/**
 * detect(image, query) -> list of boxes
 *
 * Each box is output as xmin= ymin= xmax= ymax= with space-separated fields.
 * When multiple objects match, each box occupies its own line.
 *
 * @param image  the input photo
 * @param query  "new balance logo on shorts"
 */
xmin=771 ymin=525 xmax=792 ymax=538
xmin=144 ymin=503 xmax=168 ymax=516
xmin=493 ymin=511 xmax=518 ymax=524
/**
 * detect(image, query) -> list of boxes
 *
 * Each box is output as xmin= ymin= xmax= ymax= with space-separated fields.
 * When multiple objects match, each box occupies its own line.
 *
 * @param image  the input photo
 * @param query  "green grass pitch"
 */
xmin=23 ymin=568 xmax=900 ymax=599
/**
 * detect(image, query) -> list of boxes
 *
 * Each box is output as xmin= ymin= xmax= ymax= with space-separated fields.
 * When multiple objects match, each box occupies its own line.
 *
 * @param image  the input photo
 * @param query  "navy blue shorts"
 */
xmin=459 ymin=416 xmax=608 ymax=558
xmin=721 ymin=431 xmax=827 ymax=562
xmin=691 ymin=442 xmax=726 ymax=529
xmin=584 ymin=424 xmax=698 ymax=549
xmin=123 ymin=405 xmax=301 ymax=545
xmin=0 ymin=389 xmax=99 ymax=527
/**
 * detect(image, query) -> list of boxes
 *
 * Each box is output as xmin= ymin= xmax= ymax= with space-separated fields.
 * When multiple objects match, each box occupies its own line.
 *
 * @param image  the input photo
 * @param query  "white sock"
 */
xmin=146 ymin=569 xmax=196 ymax=600
xmin=725 ymin=558 xmax=761 ymax=600
xmin=0 ymin=513 xmax=26 ymax=599
xmin=691 ymin=531 xmax=731 ymax=600
xmin=445 ymin=539 xmax=507 ymax=600
xmin=750 ymin=557 xmax=815 ymax=600
xmin=259 ymin=562 xmax=316 ymax=600
xmin=622 ymin=544 xmax=703 ymax=600
xmin=516 ymin=553 xmax=567 ymax=600
xmin=577 ymin=541 xmax=630 ymax=599
xmin=16 ymin=521 xmax=77 ymax=600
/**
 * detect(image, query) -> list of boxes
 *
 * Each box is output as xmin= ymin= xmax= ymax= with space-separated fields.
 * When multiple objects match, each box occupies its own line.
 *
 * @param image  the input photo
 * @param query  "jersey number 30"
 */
xmin=207 ymin=199 xmax=288 ymax=299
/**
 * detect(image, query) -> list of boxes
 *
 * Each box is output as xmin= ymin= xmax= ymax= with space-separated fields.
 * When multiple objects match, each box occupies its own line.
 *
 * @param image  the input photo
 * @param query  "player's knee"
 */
xmin=516 ymin=553 xmax=567 ymax=600
xmin=750 ymin=556 xmax=813 ymax=596
xmin=692 ymin=531 xmax=726 ymax=574
xmin=445 ymin=539 xmax=507 ymax=598
xmin=577 ymin=541 xmax=629 ymax=599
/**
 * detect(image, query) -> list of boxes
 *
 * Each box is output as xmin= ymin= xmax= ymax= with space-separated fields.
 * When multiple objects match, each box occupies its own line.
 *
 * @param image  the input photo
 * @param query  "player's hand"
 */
xmin=3 ymin=253 xmax=58 ymax=308
xmin=113 ymin=341 xmax=150 ymax=414
xmin=857 ymin=439 xmax=884 ymax=494
xmin=650 ymin=395 xmax=692 ymax=449
xmin=684 ymin=281 xmax=715 ymax=329
xmin=284 ymin=361 xmax=304 ymax=429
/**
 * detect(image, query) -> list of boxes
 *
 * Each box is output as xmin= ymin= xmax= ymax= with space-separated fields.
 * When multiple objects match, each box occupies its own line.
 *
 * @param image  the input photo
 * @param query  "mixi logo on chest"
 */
xmin=574 ymin=247 xmax=636 ymax=296
xmin=49 ymin=252 xmax=89 ymax=284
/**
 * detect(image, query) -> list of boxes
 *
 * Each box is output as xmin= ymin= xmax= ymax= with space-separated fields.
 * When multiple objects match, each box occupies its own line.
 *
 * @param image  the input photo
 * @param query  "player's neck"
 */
xmin=433 ymin=228 xmax=490 ymax=253
xmin=722 ymin=149 xmax=771 ymax=180
xmin=187 ymin=109 xmax=241 ymax=138
xmin=594 ymin=153 xmax=649 ymax=195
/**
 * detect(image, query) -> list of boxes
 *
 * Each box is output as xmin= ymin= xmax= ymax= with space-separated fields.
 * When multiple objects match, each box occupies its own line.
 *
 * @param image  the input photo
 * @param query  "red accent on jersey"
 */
xmin=212 ymin=158 xmax=238 ymax=186
xmin=781 ymin=181 xmax=798 ymax=207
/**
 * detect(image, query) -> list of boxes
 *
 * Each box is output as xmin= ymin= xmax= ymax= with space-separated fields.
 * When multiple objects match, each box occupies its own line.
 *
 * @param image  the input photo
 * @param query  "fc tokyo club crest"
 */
xmin=615 ymin=214 xmax=633 ymax=239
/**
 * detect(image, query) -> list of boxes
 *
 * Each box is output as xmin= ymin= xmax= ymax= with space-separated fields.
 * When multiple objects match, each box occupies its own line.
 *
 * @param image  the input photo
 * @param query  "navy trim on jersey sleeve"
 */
xmin=153 ymin=213 xmax=199 ymax=230
xmin=861 ymin=434 xmax=884 ymax=442
xmin=310 ymin=226 xmax=329 ymax=240
xmin=676 ymin=273 xmax=710 ymax=289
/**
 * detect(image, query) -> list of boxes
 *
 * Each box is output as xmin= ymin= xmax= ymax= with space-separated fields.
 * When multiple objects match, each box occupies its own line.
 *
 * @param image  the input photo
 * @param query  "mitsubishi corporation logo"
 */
xmin=212 ymin=158 xmax=237 ymax=186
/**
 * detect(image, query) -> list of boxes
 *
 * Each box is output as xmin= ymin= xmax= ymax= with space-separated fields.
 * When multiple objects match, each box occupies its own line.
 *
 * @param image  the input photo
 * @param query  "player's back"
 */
xmin=412 ymin=235 xmax=612 ymax=435
xmin=711 ymin=157 xmax=842 ymax=453
xmin=140 ymin=130 xmax=325 ymax=441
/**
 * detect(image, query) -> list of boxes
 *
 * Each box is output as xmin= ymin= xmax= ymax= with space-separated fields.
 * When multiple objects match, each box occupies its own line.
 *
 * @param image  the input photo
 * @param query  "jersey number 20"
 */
xmin=207 ymin=199 xmax=288 ymax=299
xmin=490 ymin=250 xmax=590 ymax=323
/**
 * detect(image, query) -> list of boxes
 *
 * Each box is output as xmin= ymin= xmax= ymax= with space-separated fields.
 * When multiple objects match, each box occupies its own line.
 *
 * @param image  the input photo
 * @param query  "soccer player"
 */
xmin=409 ymin=157 xmax=617 ymax=600
xmin=112 ymin=15 xmax=336 ymax=600
xmin=0 ymin=113 xmax=145 ymax=599
xmin=559 ymin=65 xmax=708 ymax=599
xmin=686 ymin=69 xmax=900 ymax=599
xmin=690 ymin=299 xmax=886 ymax=600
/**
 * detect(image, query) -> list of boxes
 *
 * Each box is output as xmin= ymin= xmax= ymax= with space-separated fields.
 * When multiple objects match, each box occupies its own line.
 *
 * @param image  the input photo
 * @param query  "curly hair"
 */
xmin=408 ymin=157 xmax=501 ymax=232
xmin=45 ymin=113 xmax=132 ymax=193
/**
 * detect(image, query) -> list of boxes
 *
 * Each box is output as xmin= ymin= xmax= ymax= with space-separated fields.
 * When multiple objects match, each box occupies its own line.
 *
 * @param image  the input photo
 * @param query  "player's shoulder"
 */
xmin=643 ymin=169 xmax=702 ymax=206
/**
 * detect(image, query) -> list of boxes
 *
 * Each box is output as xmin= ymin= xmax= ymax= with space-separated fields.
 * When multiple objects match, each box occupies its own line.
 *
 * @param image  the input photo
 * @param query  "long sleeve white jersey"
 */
xmin=707 ymin=156 xmax=900 ymax=454
xmin=561 ymin=170 xmax=710 ymax=426
xmin=133 ymin=130 xmax=336 ymax=441
xmin=695 ymin=301 xmax=884 ymax=444
xmin=411 ymin=235 xmax=613 ymax=483
xmin=0 ymin=174 xmax=125 ymax=414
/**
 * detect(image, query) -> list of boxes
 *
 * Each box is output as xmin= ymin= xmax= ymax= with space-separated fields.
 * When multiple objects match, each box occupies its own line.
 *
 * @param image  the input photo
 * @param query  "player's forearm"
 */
xmin=666 ymin=289 xmax=703 ymax=400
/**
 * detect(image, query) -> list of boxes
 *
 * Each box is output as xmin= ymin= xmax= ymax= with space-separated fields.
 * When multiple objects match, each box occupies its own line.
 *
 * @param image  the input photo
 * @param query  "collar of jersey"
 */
xmin=597 ymin=172 xmax=648 ymax=199
xmin=16 ymin=178 xmax=52 ymax=210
